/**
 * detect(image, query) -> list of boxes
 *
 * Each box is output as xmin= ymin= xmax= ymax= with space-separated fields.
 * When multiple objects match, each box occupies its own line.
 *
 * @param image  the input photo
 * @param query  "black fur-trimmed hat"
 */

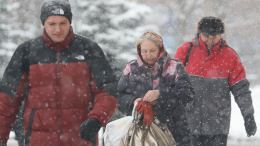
xmin=197 ymin=16 xmax=225 ymax=35
xmin=40 ymin=0 xmax=72 ymax=25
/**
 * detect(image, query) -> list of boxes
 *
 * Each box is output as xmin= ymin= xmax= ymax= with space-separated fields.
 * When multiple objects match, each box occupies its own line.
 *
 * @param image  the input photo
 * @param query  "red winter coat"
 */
xmin=0 ymin=27 xmax=118 ymax=146
xmin=174 ymin=34 xmax=254 ymax=135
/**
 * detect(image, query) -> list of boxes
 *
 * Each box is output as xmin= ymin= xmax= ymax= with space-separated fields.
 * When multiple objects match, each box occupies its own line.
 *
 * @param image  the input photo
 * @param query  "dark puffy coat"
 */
xmin=0 ymin=27 xmax=118 ymax=146
xmin=174 ymin=34 xmax=255 ymax=135
xmin=117 ymin=37 xmax=194 ymax=145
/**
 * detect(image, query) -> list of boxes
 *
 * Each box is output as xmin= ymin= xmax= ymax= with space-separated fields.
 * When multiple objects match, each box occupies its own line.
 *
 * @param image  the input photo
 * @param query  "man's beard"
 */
xmin=205 ymin=42 xmax=217 ymax=49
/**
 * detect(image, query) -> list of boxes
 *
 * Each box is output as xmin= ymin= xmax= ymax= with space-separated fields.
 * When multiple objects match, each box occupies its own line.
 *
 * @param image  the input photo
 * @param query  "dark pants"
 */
xmin=167 ymin=114 xmax=192 ymax=146
xmin=174 ymin=135 xmax=192 ymax=146
xmin=192 ymin=135 xmax=228 ymax=146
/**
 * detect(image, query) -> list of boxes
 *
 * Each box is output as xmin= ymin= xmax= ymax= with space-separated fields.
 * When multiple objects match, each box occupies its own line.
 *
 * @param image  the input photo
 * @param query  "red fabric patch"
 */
xmin=0 ymin=73 xmax=28 ymax=143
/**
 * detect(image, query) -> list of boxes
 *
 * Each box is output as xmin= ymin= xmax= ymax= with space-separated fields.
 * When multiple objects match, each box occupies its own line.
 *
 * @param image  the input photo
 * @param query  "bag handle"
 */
xmin=184 ymin=42 xmax=193 ymax=67
xmin=132 ymin=103 xmax=142 ymax=122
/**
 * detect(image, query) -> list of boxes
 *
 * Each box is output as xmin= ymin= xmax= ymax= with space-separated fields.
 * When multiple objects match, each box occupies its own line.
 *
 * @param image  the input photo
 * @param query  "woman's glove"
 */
xmin=79 ymin=118 xmax=102 ymax=141
xmin=136 ymin=100 xmax=153 ymax=126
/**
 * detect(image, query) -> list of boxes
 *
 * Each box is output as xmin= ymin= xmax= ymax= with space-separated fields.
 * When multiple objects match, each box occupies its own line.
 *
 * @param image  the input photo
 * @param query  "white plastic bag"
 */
xmin=104 ymin=104 xmax=138 ymax=146
xmin=104 ymin=116 xmax=133 ymax=146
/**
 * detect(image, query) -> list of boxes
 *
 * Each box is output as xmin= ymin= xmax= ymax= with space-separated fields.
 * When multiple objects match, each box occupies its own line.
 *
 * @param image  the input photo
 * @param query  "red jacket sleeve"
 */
xmin=229 ymin=50 xmax=254 ymax=119
xmin=86 ymin=42 xmax=118 ymax=127
xmin=0 ymin=42 xmax=29 ymax=143
xmin=88 ymin=73 xmax=118 ymax=127
xmin=229 ymin=52 xmax=246 ymax=86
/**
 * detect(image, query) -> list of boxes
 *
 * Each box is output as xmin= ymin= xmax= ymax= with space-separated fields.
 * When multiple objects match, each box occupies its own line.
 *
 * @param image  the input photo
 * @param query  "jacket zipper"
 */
xmin=56 ymin=50 xmax=63 ymax=145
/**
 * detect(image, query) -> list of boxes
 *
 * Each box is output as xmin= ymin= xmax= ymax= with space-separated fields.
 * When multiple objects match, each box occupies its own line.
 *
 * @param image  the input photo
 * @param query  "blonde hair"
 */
xmin=136 ymin=31 xmax=163 ymax=51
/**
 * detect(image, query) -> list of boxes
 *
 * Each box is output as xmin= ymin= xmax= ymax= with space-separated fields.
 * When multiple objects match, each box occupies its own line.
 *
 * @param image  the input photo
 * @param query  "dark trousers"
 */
xmin=174 ymin=135 xmax=192 ymax=146
xmin=192 ymin=135 xmax=228 ymax=146
xmin=167 ymin=114 xmax=192 ymax=146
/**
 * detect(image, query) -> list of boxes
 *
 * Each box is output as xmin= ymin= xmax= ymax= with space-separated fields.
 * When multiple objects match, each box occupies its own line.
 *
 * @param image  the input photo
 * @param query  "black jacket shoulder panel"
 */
xmin=74 ymin=35 xmax=117 ymax=95
xmin=0 ymin=40 xmax=31 ymax=96
xmin=29 ymin=36 xmax=58 ymax=65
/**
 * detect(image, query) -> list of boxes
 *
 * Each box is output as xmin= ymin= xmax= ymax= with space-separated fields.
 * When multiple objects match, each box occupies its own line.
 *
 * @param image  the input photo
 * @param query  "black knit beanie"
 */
xmin=197 ymin=16 xmax=225 ymax=36
xmin=40 ymin=0 xmax=72 ymax=26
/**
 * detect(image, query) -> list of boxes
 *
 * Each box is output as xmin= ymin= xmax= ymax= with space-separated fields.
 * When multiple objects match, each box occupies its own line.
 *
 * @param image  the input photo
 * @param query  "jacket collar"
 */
xmin=199 ymin=36 xmax=222 ymax=55
xmin=43 ymin=26 xmax=74 ymax=51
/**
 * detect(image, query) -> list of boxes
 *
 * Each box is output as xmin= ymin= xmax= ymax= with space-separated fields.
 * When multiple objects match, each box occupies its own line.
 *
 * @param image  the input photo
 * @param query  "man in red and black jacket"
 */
xmin=0 ymin=0 xmax=117 ymax=146
xmin=174 ymin=16 xmax=257 ymax=146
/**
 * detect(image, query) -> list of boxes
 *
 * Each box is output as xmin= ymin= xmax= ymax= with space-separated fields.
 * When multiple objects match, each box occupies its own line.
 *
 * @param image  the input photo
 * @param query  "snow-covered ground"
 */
xmin=7 ymin=86 xmax=260 ymax=146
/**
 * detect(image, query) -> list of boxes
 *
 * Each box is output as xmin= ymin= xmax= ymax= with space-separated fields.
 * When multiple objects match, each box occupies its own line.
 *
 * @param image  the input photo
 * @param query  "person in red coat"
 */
xmin=174 ymin=16 xmax=257 ymax=146
xmin=0 ymin=0 xmax=117 ymax=146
